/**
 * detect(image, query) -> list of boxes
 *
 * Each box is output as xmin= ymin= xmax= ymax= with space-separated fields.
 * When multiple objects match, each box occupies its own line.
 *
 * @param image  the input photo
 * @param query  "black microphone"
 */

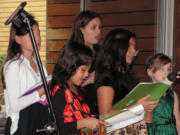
xmin=129 ymin=50 xmax=139 ymax=68
xmin=4 ymin=2 xmax=27 ymax=25
xmin=168 ymin=72 xmax=180 ymax=83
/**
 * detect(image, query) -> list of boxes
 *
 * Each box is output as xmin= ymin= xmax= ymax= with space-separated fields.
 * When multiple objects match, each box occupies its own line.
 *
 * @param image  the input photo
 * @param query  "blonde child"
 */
xmin=146 ymin=53 xmax=180 ymax=135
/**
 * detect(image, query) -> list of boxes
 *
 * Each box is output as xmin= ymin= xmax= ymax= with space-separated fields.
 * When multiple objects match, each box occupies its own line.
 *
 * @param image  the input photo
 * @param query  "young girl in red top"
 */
xmin=50 ymin=42 xmax=106 ymax=135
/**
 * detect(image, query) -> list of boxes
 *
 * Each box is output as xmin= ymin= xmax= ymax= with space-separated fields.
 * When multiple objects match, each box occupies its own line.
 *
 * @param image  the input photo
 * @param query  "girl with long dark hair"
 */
xmin=1 ymin=11 xmax=49 ymax=135
xmin=95 ymin=28 xmax=159 ymax=134
xmin=69 ymin=10 xmax=102 ymax=114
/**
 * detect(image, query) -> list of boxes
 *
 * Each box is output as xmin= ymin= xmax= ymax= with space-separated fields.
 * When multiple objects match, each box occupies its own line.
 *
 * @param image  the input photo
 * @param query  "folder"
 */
xmin=112 ymin=81 xmax=171 ymax=110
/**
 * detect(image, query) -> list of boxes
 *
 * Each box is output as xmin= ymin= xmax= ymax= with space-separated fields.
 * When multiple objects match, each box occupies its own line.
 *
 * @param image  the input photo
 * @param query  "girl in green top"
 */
xmin=146 ymin=53 xmax=180 ymax=135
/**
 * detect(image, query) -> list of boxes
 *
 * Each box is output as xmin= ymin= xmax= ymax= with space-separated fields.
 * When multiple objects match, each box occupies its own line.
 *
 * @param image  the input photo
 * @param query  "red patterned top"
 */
xmin=51 ymin=84 xmax=94 ymax=135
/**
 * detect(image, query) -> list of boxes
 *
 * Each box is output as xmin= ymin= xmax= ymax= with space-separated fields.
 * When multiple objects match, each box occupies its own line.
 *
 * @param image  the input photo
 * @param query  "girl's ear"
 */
xmin=147 ymin=68 xmax=153 ymax=78
xmin=80 ymin=27 xmax=84 ymax=34
xmin=15 ymin=35 xmax=21 ymax=45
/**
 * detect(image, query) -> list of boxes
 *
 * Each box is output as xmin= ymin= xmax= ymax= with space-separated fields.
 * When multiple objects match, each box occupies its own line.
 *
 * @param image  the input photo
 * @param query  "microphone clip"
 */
xmin=36 ymin=122 xmax=58 ymax=135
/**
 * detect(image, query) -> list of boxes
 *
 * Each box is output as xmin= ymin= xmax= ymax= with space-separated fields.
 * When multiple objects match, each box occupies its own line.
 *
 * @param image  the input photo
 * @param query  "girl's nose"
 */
xmin=36 ymin=36 xmax=41 ymax=46
xmin=164 ymin=70 xmax=169 ymax=76
xmin=131 ymin=47 xmax=136 ymax=56
xmin=85 ymin=71 xmax=89 ymax=78
xmin=97 ymin=28 xmax=101 ymax=35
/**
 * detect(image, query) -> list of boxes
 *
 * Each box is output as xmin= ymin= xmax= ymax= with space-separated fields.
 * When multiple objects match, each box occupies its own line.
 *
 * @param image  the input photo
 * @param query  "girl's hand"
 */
xmin=137 ymin=95 xmax=159 ymax=112
xmin=38 ymin=87 xmax=45 ymax=97
xmin=145 ymin=112 xmax=153 ymax=123
xmin=78 ymin=117 xmax=109 ymax=130
xmin=84 ymin=117 xmax=109 ymax=130
xmin=84 ymin=117 xmax=99 ymax=130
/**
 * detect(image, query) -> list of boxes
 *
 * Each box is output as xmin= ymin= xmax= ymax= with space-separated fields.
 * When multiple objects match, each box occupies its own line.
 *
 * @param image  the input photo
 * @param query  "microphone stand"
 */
xmin=20 ymin=12 xmax=61 ymax=135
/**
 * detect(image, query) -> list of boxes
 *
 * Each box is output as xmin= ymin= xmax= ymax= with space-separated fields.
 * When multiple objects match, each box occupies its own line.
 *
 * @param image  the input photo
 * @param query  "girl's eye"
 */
xmin=91 ymin=25 xmax=96 ymax=30
xmin=159 ymin=67 xmax=165 ymax=71
xmin=168 ymin=67 xmax=172 ymax=72
xmin=81 ymin=68 xmax=86 ymax=72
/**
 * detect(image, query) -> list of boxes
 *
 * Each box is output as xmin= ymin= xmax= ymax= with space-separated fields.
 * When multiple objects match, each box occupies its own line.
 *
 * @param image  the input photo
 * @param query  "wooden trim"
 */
xmin=91 ymin=0 xmax=156 ymax=13
xmin=48 ymin=16 xmax=75 ymax=28
xmin=48 ymin=0 xmax=80 ymax=4
xmin=47 ymin=40 xmax=67 ymax=51
xmin=48 ymin=3 xmax=80 ymax=16
xmin=102 ymin=11 xmax=156 ymax=26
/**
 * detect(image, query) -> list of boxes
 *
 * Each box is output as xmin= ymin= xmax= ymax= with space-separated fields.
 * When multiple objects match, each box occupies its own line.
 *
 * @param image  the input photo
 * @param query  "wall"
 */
xmin=47 ymin=0 xmax=80 ymax=74
xmin=0 ymin=0 xmax=47 ymax=63
xmin=174 ymin=0 xmax=180 ymax=96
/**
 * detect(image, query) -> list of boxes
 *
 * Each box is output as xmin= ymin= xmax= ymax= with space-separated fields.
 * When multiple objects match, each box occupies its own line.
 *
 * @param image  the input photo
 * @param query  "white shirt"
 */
xmin=3 ymin=55 xmax=48 ymax=135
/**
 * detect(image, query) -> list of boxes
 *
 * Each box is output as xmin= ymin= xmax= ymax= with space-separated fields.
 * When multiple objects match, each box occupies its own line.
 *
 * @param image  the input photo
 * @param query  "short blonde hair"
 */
xmin=146 ymin=53 xmax=172 ymax=74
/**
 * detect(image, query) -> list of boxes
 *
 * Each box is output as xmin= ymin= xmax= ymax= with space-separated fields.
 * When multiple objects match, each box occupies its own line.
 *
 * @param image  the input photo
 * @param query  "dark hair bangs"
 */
xmin=79 ymin=11 xmax=102 ymax=28
xmin=77 ymin=52 xmax=93 ymax=67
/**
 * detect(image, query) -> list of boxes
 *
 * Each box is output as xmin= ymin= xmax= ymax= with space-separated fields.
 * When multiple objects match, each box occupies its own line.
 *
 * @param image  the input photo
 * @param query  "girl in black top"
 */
xmin=95 ymin=29 xmax=159 ymax=121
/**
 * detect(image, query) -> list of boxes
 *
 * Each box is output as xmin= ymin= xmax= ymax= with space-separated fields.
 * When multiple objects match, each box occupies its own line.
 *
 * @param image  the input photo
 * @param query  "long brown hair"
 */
xmin=69 ymin=10 xmax=102 ymax=45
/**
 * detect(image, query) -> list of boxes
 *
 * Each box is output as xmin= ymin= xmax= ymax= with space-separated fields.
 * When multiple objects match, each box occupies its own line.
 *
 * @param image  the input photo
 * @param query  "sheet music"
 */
xmin=105 ymin=105 xmax=144 ymax=133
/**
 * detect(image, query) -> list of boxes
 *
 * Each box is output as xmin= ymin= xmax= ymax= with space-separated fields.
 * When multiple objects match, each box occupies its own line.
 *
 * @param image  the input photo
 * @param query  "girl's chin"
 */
xmin=74 ymin=83 xmax=81 ymax=87
xmin=126 ymin=60 xmax=133 ymax=64
xmin=93 ymin=40 xmax=99 ymax=44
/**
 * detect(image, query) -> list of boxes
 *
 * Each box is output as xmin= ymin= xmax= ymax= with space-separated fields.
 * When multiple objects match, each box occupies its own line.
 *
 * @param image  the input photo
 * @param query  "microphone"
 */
xmin=135 ymin=50 xmax=139 ymax=57
xmin=167 ymin=72 xmax=180 ymax=83
xmin=130 ymin=50 xmax=139 ymax=65
xmin=4 ymin=2 xmax=27 ymax=25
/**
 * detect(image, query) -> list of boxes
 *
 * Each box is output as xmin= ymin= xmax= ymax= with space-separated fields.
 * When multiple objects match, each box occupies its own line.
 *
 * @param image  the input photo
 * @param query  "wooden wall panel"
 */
xmin=174 ymin=0 xmax=180 ymax=96
xmin=136 ymin=38 xmax=156 ymax=51
xmin=47 ymin=29 xmax=71 ymax=40
xmin=47 ymin=0 xmax=80 ymax=74
xmin=48 ymin=4 xmax=80 ymax=16
xmin=48 ymin=16 xmax=75 ymax=28
xmin=47 ymin=40 xmax=66 ymax=51
xmin=91 ymin=0 xmax=156 ymax=13
xmin=47 ymin=63 xmax=55 ymax=74
xmin=47 ymin=52 xmax=59 ymax=64
xmin=47 ymin=11 xmax=156 ymax=28
xmin=133 ymin=65 xmax=147 ymax=80
xmin=135 ymin=52 xmax=154 ymax=65
xmin=48 ymin=0 xmax=79 ymax=4
xmin=101 ymin=11 xmax=156 ymax=26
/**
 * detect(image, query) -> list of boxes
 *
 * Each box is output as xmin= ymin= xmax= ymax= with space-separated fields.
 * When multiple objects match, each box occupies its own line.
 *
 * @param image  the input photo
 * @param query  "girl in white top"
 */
xmin=1 ymin=11 xmax=49 ymax=135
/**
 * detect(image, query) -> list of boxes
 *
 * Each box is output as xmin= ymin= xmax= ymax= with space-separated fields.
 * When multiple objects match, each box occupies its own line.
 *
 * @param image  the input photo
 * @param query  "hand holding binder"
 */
xmin=19 ymin=75 xmax=52 ymax=105
xmin=112 ymin=81 xmax=171 ymax=110
xmin=81 ymin=104 xmax=144 ymax=133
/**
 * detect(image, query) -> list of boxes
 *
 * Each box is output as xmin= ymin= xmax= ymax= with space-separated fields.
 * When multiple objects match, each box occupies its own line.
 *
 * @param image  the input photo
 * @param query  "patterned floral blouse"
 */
xmin=51 ymin=84 xmax=94 ymax=135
